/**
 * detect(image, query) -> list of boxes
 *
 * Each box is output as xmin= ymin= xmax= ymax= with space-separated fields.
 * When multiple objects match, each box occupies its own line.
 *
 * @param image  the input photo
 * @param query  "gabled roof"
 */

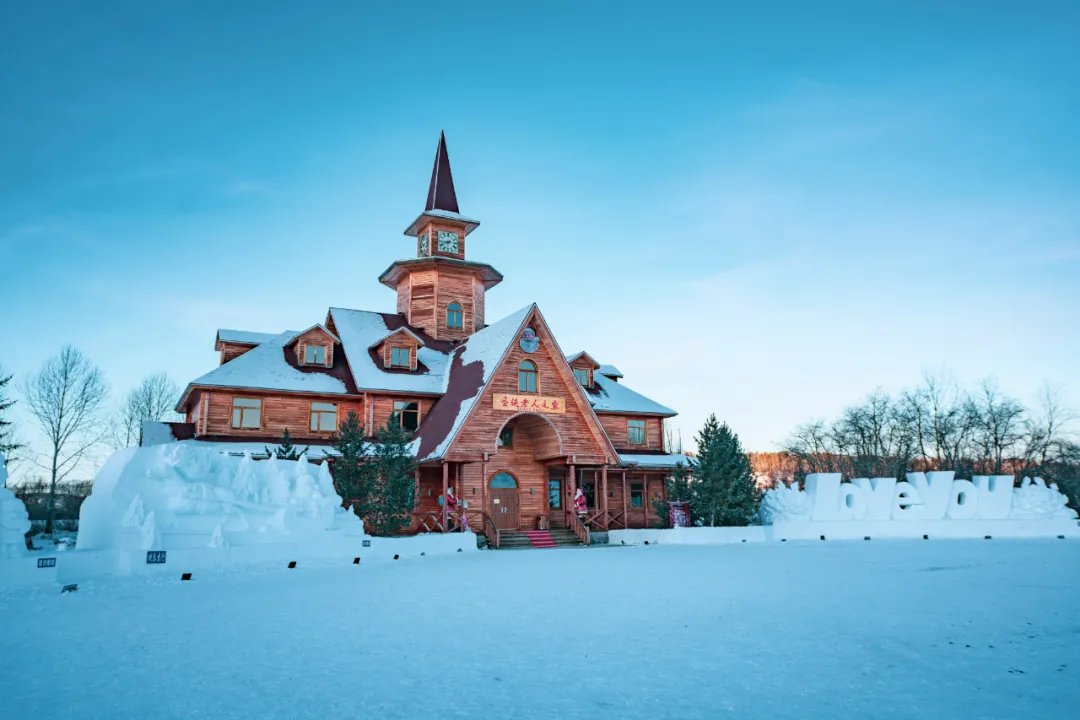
xmin=178 ymin=332 xmax=349 ymax=409
xmin=216 ymin=329 xmax=280 ymax=346
xmin=413 ymin=304 xmax=535 ymax=461
xmin=288 ymin=323 xmax=340 ymax=344
xmin=587 ymin=371 xmax=676 ymax=417
xmin=367 ymin=326 xmax=426 ymax=350
xmin=327 ymin=308 xmax=454 ymax=394
xmin=566 ymin=351 xmax=601 ymax=368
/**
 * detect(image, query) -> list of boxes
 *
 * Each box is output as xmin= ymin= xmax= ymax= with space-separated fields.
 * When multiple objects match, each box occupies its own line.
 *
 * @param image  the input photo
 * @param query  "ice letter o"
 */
xmin=837 ymin=482 xmax=867 ymax=520
xmin=946 ymin=479 xmax=978 ymax=519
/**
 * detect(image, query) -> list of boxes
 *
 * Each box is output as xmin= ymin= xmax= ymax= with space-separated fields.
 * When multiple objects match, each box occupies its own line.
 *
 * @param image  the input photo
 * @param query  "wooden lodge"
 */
xmin=165 ymin=133 xmax=688 ymax=545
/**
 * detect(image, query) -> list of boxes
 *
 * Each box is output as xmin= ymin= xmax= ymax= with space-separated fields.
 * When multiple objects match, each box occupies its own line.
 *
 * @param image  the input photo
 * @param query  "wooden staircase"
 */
xmin=497 ymin=529 xmax=583 ymax=549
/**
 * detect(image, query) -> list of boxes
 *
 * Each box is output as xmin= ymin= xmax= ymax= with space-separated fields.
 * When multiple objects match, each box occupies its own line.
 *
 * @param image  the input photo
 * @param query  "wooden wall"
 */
xmin=447 ymin=309 xmax=613 ymax=464
xmin=199 ymin=390 xmax=364 ymax=442
xmin=379 ymin=334 xmax=419 ymax=370
xmin=597 ymin=414 xmax=665 ymax=452
xmin=218 ymin=343 xmax=255 ymax=364
xmin=293 ymin=327 xmax=336 ymax=367
xmin=433 ymin=268 xmax=476 ymax=340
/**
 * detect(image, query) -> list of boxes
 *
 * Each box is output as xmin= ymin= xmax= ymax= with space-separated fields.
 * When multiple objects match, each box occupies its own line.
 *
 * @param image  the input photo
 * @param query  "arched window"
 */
xmin=490 ymin=472 xmax=518 ymax=489
xmin=518 ymin=360 xmax=538 ymax=393
xmin=447 ymin=302 xmax=463 ymax=329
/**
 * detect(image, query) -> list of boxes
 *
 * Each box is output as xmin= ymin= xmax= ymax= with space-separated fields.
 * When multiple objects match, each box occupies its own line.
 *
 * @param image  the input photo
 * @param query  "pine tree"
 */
xmin=694 ymin=414 xmax=759 ymax=526
xmin=0 ymin=367 xmax=23 ymax=468
xmin=365 ymin=422 xmax=417 ymax=536
xmin=332 ymin=412 xmax=371 ymax=519
xmin=265 ymin=428 xmax=308 ymax=460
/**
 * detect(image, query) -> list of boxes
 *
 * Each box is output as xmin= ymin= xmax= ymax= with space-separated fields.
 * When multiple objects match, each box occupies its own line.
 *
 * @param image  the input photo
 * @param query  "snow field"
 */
xmin=1 ymin=539 xmax=1078 ymax=720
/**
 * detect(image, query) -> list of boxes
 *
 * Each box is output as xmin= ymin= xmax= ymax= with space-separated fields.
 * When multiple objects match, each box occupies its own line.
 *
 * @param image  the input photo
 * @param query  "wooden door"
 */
xmin=491 ymin=488 xmax=519 ymax=530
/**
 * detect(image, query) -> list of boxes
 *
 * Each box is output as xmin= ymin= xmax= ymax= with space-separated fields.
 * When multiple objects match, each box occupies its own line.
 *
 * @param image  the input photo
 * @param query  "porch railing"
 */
xmin=565 ymin=510 xmax=591 ymax=546
xmin=411 ymin=509 xmax=500 ymax=549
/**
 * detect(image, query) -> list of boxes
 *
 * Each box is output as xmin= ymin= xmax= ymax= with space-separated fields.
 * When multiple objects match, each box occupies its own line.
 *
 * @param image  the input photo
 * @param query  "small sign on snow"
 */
xmin=362 ymin=540 xmax=371 ymax=547
xmin=37 ymin=557 xmax=57 ymax=568
xmin=146 ymin=551 xmax=167 ymax=564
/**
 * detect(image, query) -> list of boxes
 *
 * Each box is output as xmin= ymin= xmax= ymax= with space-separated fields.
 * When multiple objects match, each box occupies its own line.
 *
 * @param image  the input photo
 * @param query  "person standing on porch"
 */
xmin=574 ymin=487 xmax=587 ymax=519
xmin=444 ymin=486 xmax=458 ymax=527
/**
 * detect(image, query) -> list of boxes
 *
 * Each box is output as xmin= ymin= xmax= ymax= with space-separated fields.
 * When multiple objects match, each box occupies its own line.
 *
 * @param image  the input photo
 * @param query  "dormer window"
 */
xmin=390 ymin=347 xmax=411 ymax=368
xmin=573 ymin=368 xmax=591 ymax=387
xmin=304 ymin=344 xmax=326 ymax=365
xmin=447 ymin=302 xmax=463 ymax=329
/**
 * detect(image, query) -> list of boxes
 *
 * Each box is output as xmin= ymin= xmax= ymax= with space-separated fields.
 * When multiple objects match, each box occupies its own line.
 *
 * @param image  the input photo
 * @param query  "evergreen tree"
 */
xmin=0 ymin=367 xmax=23 ymax=468
xmin=365 ymin=422 xmax=417 ymax=536
xmin=332 ymin=412 xmax=371 ymax=518
xmin=265 ymin=428 xmax=308 ymax=460
xmin=694 ymin=415 xmax=759 ymax=526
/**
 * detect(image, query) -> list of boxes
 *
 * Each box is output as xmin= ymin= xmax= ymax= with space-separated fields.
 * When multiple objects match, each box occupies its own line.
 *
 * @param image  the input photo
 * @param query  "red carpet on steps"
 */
xmin=523 ymin=531 xmax=557 ymax=548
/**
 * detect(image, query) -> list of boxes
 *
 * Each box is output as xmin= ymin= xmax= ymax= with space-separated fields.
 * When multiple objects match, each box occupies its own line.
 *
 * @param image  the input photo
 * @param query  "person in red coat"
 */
xmin=574 ymin=487 xmax=588 ymax=519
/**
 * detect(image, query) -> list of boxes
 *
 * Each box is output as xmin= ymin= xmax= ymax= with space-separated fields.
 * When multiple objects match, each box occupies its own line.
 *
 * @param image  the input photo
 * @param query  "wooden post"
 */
xmin=481 ymin=452 xmax=488 ymax=527
xmin=568 ymin=463 xmax=576 ymax=520
xmin=441 ymin=462 xmax=449 ymax=532
xmin=601 ymin=465 xmax=609 ymax=529
xmin=413 ymin=468 xmax=420 ymax=530
xmin=621 ymin=469 xmax=628 ymax=529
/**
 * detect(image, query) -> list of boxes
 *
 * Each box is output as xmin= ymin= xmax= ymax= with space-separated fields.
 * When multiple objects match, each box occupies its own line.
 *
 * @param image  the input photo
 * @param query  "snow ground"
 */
xmin=1 ymin=540 xmax=1078 ymax=720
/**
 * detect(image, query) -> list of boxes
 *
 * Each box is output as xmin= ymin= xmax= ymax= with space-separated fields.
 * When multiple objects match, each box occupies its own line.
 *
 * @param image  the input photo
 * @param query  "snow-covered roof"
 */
xmin=188 ymin=332 xmax=348 ymax=395
xmin=368 ymin=326 xmax=426 ymax=349
xmin=328 ymin=308 xmax=451 ymax=394
xmin=565 ymin=351 xmax=600 ymax=368
xmin=216 ymin=329 xmax=280 ymax=346
xmin=598 ymin=364 xmax=623 ymax=379
xmin=404 ymin=208 xmax=482 ymax=236
xmin=288 ymin=323 xmax=340 ymax=344
xmin=413 ymin=304 xmax=535 ymax=461
xmin=588 ymin=372 xmax=675 ymax=416
xmin=617 ymin=453 xmax=691 ymax=469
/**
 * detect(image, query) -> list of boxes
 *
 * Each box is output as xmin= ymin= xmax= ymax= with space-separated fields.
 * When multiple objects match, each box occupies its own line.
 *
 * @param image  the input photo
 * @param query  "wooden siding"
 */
xmin=218 ymin=343 xmax=255 ymax=364
xmin=472 ymin=275 xmax=485 ymax=329
xmin=367 ymin=395 xmax=435 ymax=433
xmin=379 ymin=334 xmax=420 ymax=371
xmin=446 ymin=308 xmax=615 ymax=464
xmin=293 ymin=326 xmax=336 ymax=368
xmin=598 ymin=414 xmax=665 ymax=452
xmin=433 ymin=268 xmax=476 ymax=340
xmin=200 ymin=390 xmax=363 ymax=441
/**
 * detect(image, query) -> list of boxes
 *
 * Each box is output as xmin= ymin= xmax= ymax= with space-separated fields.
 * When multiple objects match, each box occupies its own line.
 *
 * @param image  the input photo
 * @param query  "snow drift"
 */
xmin=0 ymin=454 xmax=31 ymax=559
xmin=77 ymin=444 xmax=363 ymax=552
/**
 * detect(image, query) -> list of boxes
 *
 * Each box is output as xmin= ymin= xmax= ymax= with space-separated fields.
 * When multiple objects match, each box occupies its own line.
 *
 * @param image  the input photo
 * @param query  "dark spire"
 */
xmin=425 ymin=131 xmax=460 ymax=214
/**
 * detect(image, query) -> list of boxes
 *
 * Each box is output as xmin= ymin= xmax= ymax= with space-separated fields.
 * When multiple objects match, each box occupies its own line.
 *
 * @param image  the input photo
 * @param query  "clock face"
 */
xmin=418 ymin=233 xmax=429 ymax=256
xmin=437 ymin=230 xmax=460 ymax=254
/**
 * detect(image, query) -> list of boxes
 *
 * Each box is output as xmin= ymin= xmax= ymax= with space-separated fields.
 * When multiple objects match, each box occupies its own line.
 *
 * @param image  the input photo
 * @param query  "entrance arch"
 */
xmin=489 ymin=471 xmax=520 ymax=531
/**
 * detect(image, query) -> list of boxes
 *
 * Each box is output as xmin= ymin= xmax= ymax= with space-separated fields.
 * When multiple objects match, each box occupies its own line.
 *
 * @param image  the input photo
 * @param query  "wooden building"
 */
xmin=168 ymin=133 xmax=687 ymax=543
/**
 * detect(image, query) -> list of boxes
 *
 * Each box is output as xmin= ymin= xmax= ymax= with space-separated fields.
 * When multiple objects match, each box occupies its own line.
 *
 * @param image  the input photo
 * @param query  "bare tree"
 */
xmin=112 ymin=372 xmax=181 ymax=448
xmin=970 ymin=381 xmax=1025 ymax=474
xmin=23 ymin=346 xmax=109 ymax=534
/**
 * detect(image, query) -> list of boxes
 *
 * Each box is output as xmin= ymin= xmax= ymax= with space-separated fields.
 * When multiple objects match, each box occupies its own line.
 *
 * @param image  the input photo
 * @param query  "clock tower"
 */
xmin=378 ymin=132 xmax=503 ymax=341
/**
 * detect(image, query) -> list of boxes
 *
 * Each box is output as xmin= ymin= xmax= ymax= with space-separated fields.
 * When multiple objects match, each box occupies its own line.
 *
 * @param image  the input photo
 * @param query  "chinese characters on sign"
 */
xmin=492 ymin=393 xmax=566 ymax=414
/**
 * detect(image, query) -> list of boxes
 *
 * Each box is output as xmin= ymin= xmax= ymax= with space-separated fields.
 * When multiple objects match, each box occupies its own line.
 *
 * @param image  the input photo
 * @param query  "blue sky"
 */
xmin=1 ymin=1 xmax=1078 ymax=473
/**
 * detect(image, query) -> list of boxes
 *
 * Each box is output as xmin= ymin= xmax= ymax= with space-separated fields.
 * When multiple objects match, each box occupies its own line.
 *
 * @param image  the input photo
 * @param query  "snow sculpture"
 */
xmin=760 ymin=480 xmax=811 ymax=523
xmin=1010 ymin=477 xmax=1077 ymax=520
xmin=0 ymin=475 xmax=31 ymax=559
xmin=78 ymin=444 xmax=362 ymax=551
xmin=761 ymin=470 xmax=1078 ymax=526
